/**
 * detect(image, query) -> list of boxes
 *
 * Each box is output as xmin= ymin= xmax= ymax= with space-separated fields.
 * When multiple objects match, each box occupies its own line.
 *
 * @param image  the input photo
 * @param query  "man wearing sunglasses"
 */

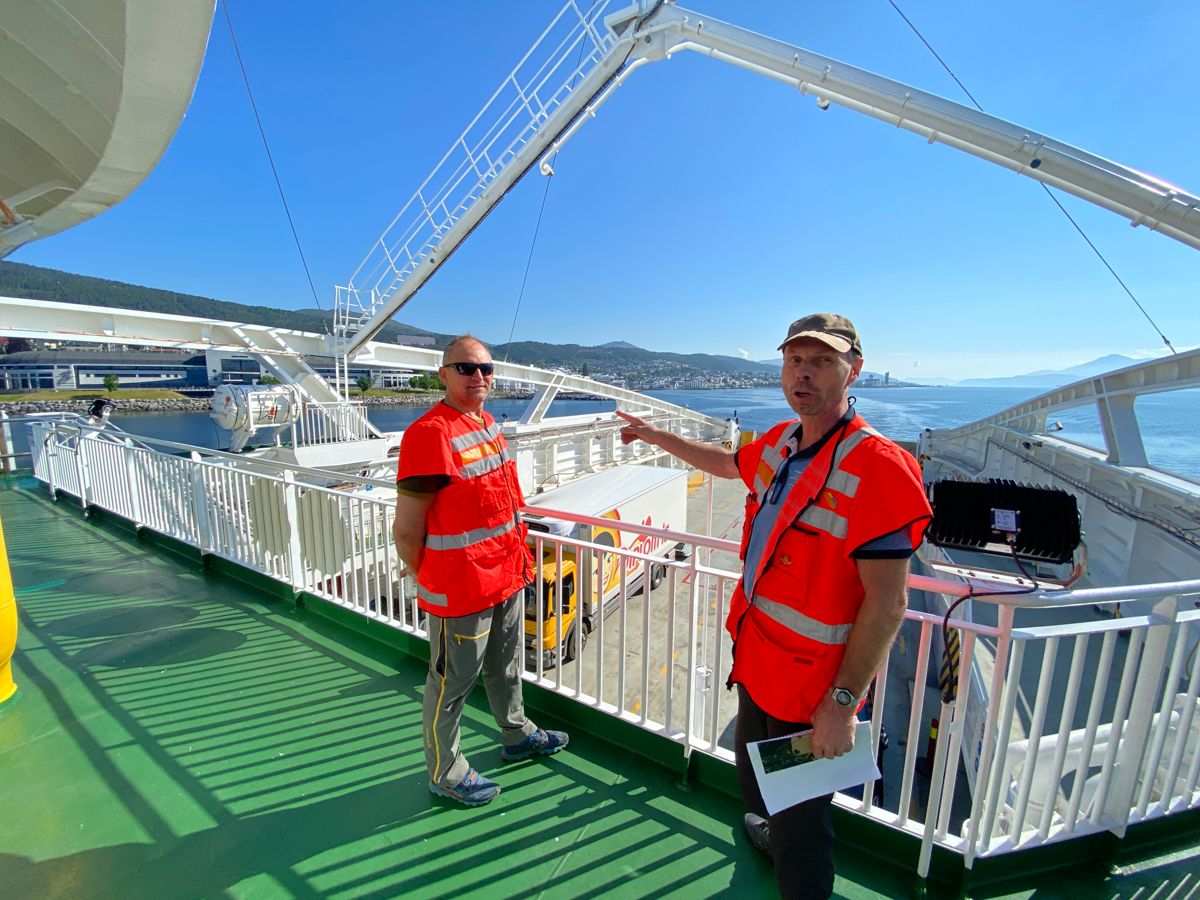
xmin=616 ymin=314 xmax=930 ymax=899
xmin=393 ymin=335 xmax=568 ymax=808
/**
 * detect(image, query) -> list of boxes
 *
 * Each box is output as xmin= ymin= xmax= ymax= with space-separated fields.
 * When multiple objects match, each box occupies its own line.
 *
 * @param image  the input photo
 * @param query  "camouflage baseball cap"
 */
xmin=777 ymin=312 xmax=862 ymax=355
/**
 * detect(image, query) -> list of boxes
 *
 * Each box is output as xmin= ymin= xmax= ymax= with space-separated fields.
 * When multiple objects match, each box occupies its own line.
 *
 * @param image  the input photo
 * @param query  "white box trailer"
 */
xmin=521 ymin=465 xmax=689 ymax=668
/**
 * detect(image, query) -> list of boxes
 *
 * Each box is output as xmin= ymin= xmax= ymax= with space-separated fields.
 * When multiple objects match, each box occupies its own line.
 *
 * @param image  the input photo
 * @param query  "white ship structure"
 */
xmin=1 ymin=0 xmax=1198 ymax=886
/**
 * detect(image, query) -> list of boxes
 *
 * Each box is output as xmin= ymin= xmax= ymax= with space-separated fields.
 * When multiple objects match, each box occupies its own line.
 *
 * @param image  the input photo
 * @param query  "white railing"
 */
xmin=522 ymin=509 xmax=742 ymax=754
xmin=23 ymin=419 xmax=1200 ymax=880
xmin=291 ymin=400 xmax=373 ymax=446
xmin=510 ymin=409 xmax=734 ymax=490
xmin=904 ymin=577 xmax=1200 ymax=875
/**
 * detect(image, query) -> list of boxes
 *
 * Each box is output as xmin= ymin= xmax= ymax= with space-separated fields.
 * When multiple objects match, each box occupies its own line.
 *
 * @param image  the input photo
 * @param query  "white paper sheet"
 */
xmin=747 ymin=720 xmax=880 ymax=815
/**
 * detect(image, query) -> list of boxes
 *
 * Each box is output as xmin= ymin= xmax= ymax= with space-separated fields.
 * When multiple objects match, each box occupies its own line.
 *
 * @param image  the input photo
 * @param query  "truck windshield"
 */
xmin=526 ymin=573 xmax=574 ymax=619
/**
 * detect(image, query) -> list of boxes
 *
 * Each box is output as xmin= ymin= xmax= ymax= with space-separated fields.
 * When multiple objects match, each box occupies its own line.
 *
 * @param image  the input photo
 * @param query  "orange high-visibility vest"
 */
xmin=398 ymin=403 xmax=533 ymax=617
xmin=727 ymin=414 xmax=931 ymax=722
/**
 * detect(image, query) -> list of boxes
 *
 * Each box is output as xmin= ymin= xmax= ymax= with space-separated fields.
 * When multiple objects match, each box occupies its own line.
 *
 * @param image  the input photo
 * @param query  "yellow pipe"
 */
xmin=0 ymin=509 xmax=17 ymax=705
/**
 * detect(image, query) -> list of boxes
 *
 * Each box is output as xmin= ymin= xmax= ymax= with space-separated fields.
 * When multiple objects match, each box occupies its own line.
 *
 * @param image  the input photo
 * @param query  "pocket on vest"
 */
xmin=793 ymin=642 xmax=840 ymax=718
xmin=466 ymin=544 xmax=522 ymax=599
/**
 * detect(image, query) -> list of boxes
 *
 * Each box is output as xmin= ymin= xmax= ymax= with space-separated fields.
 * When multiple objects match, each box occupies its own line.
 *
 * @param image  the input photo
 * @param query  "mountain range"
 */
xmin=0 ymin=262 xmax=1157 ymax=385
xmin=763 ymin=352 xmax=1154 ymax=388
xmin=955 ymin=354 xmax=1152 ymax=388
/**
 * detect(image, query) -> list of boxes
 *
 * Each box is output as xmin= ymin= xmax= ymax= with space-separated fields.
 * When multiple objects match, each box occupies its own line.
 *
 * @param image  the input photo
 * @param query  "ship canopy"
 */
xmin=0 ymin=0 xmax=215 ymax=257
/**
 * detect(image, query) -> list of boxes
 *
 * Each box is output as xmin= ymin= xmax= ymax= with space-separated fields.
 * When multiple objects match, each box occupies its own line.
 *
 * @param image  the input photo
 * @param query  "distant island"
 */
xmin=953 ymin=354 xmax=1151 ymax=389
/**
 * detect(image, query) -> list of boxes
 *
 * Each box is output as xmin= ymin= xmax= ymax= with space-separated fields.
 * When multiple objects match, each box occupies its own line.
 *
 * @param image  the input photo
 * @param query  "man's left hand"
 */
xmin=809 ymin=693 xmax=857 ymax=759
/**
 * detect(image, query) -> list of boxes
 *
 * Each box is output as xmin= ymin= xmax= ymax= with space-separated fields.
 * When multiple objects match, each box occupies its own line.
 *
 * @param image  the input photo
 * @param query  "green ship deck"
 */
xmin=2 ymin=474 xmax=1197 ymax=899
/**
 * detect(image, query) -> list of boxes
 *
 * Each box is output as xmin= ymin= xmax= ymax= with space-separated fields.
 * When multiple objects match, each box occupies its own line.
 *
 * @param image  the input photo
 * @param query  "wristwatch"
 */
xmin=831 ymin=687 xmax=859 ymax=708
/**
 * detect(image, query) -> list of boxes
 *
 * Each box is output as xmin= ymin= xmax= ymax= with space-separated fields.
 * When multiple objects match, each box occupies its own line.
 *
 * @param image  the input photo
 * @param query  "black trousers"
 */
xmin=734 ymin=684 xmax=835 ymax=900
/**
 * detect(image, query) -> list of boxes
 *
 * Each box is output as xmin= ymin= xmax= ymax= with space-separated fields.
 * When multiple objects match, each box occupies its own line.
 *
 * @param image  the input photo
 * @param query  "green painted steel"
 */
xmin=1 ymin=475 xmax=1197 ymax=899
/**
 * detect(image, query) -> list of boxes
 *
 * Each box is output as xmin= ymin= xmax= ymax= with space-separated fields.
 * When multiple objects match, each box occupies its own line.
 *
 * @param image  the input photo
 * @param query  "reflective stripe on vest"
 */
xmin=751 ymin=594 xmax=853 ymax=645
xmin=753 ymin=426 xmax=796 ymax=501
xmin=418 ymin=585 xmax=449 ymax=607
xmin=450 ymin=424 xmax=501 ymax=451
xmin=830 ymin=425 xmax=877 ymax=466
xmin=460 ymin=447 xmax=510 ymax=479
xmin=825 ymin=468 xmax=860 ymax=498
xmin=426 ymin=516 xmax=518 ymax=551
xmin=787 ymin=426 xmax=877 ymax=539
xmin=797 ymin=505 xmax=847 ymax=539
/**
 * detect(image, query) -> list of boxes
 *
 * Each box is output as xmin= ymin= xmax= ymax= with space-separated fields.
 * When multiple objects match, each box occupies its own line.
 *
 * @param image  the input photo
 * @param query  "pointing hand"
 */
xmin=615 ymin=410 xmax=652 ymax=446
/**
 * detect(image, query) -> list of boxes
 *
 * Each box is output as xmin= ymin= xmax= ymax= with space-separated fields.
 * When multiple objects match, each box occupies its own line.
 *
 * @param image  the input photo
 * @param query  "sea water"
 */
xmin=10 ymin=386 xmax=1198 ymax=481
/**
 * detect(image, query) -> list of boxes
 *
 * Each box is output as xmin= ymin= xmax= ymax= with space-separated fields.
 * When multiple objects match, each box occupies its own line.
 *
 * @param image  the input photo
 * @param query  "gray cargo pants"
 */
xmin=423 ymin=588 xmax=537 ymax=788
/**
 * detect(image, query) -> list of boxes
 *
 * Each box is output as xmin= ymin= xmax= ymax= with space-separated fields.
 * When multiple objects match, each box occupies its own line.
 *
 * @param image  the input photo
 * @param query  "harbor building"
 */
xmin=0 ymin=348 xmax=422 ymax=391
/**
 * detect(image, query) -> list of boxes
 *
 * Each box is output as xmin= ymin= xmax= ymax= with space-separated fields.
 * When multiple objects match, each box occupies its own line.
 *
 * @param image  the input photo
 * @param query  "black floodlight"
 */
xmin=926 ymin=479 xmax=1081 ymax=565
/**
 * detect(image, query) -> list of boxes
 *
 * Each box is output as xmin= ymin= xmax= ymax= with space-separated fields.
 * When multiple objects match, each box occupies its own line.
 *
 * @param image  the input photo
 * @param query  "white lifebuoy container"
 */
xmin=211 ymin=384 xmax=302 ymax=433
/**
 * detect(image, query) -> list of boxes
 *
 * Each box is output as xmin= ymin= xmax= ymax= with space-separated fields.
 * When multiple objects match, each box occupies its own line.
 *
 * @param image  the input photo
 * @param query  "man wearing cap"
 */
xmin=617 ymin=314 xmax=930 ymax=899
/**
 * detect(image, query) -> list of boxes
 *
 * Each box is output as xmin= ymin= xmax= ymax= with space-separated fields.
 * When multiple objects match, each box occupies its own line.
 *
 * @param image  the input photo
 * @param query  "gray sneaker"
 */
xmin=429 ymin=768 xmax=501 ymax=807
xmin=743 ymin=813 xmax=771 ymax=854
xmin=501 ymin=728 xmax=569 ymax=761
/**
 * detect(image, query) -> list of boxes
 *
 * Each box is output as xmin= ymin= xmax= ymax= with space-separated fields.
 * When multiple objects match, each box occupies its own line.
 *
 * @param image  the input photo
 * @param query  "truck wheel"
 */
xmin=563 ymin=622 xmax=588 ymax=662
xmin=649 ymin=563 xmax=665 ymax=590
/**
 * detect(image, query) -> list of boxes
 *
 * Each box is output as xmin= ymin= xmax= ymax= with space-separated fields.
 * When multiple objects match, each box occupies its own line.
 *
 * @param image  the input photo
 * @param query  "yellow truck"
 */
xmin=521 ymin=465 xmax=688 ymax=669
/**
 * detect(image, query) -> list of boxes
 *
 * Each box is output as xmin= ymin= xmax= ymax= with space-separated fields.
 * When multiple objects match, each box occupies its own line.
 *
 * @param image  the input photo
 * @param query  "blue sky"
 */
xmin=13 ymin=1 xmax=1200 ymax=380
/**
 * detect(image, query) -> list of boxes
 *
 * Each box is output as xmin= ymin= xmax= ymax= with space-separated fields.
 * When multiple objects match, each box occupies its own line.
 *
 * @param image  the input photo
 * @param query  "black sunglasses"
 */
xmin=446 ymin=362 xmax=495 ymax=377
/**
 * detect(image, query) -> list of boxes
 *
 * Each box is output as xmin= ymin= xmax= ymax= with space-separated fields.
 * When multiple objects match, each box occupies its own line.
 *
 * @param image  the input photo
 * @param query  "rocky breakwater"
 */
xmin=355 ymin=393 xmax=436 ymax=408
xmin=0 ymin=397 xmax=210 ymax=416
xmin=0 ymin=390 xmax=526 ymax=417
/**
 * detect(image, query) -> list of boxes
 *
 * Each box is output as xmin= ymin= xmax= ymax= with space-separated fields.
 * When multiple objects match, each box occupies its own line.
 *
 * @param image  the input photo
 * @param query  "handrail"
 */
xmin=927 ymin=348 xmax=1200 ymax=437
xmin=522 ymin=502 xmax=740 ymax=555
xmin=35 ymin=418 xmax=396 ymax=489
xmin=523 ymin=503 xmax=1200 ymax=609
xmin=993 ymin=579 xmax=1200 ymax=609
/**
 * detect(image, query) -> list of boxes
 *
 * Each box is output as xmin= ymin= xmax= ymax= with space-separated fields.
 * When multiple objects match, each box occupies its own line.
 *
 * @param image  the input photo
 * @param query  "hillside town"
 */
xmin=0 ymin=338 xmax=912 ymax=394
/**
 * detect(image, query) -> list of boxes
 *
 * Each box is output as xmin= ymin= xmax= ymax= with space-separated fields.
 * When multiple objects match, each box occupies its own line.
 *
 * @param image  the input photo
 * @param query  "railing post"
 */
xmin=189 ymin=452 xmax=213 ymax=552
xmin=0 ymin=411 xmax=12 ymax=476
xmin=1101 ymin=593 xmax=1181 ymax=835
xmin=964 ymin=604 xmax=1016 ymax=867
xmin=74 ymin=430 xmax=90 ymax=511
xmin=282 ymin=471 xmax=305 ymax=589
xmin=918 ymin=698 xmax=957 ymax=879
xmin=42 ymin=426 xmax=57 ymax=501
xmin=685 ymin=548 xmax=701 ymax=750
xmin=123 ymin=439 xmax=144 ymax=528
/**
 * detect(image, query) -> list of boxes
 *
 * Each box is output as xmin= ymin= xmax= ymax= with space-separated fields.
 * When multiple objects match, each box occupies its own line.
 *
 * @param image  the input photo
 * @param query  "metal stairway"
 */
xmin=333 ymin=0 xmax=635 ymax=363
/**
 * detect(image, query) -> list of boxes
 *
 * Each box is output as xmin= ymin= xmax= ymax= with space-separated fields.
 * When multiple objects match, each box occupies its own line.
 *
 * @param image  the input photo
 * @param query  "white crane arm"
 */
xmin=341 ymin=1 xmax=1200 ymax=358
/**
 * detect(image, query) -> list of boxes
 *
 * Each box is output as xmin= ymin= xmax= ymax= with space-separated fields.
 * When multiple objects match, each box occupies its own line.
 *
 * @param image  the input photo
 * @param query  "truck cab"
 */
xmin=521 ymin=465 xmax=688 ymax=669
